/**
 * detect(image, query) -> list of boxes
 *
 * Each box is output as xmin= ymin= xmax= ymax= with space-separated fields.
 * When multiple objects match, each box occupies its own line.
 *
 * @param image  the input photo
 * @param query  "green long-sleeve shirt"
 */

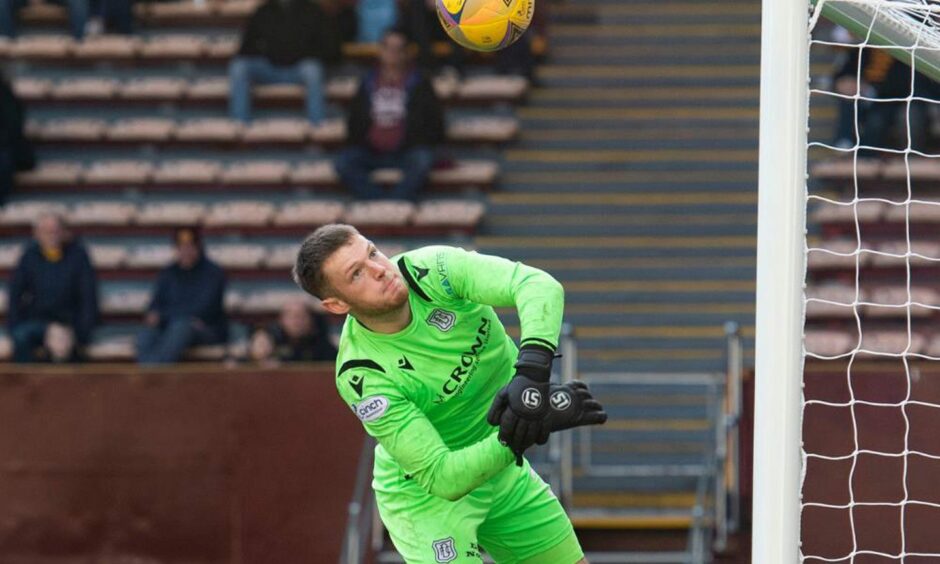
xmin=335 ymin=245 xmax=564 ymax=501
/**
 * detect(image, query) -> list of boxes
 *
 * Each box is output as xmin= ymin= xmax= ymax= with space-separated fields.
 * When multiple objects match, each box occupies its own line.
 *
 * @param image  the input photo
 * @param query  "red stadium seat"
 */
xmin=344 ymin=200 xmax=415 ymax=227
xmin=413 ymin=199 xmax=485 ymax=227
xmin=87 ymin=244 xmax=128 ymax=269
xmin=273 ymin=200 xmax=345 ymax=226
xmin=84 ymin=160 xmax=153 ymax=184
xmin=206 ymin=244 xmax=268 ymax=269
xmin=136 ymin=201 xmax=207 ymax=226
xmin=204 ymin=201 xmax=276 ymax=226
xmin=106 ymin=118 xmax=176 ymax=142
xmin=152 ymin=160 xmax=222 ymax=185
xmin=68 ymin=201 xmax=137 ymax=226
xmin=804 ymin=330 xmax=857 ymax=356
xmin=125 ymin=244 xmax=174 ymax=269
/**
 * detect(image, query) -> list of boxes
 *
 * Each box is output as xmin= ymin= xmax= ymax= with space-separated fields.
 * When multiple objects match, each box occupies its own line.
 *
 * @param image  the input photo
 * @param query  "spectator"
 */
xmin=229 ymin=0 xmax=344 ymax=124
xmin=8 ymin=212 xmax=98 ymax=363
xmin=0 ymin=0 xmax=89 ymax=39
xmin=248 ymin=298 xmax=338 ymax=364
xmin=0 ymin=74 xmax=34 ymax=206
xmin=335 ymin=27 xmax=443 ymax=201
xmin=137 ymin=228 xmax=228 ymax=365
xmin=832 ymin=29 xmax=937 ymax=154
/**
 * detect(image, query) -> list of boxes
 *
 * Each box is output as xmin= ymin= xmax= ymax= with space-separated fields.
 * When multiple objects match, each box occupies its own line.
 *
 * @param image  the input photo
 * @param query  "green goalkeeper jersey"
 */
xmin=335 ymin=245 xmax=564 ymax=501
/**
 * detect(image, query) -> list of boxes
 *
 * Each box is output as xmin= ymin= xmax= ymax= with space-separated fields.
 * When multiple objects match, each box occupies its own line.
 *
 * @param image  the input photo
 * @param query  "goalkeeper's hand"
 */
xmin=544 ymin=380 xmax=608 ymax=433
xmin=486 ymin=345 xmax=554 ymax=462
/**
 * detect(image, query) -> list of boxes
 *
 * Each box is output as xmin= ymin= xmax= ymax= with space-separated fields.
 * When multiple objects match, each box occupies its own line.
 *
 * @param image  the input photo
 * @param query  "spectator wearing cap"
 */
xmin=228 ymin=0 xmax=344 ymax=124
xmin=334 ymin=27 xmax=443 ymax=201
xmin=137 ymin=228 xmax=228 ymax=364
xmin=247 ymin=298 xmax=337 ymax=364
xmin=8 ymin=212 xmax=98 ymax=363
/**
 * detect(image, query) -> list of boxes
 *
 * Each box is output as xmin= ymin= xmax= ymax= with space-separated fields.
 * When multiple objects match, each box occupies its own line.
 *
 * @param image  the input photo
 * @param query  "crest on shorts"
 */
xmin=432 ymin=537 xmax=457 ymax=563
xmin=426 ymin=309 xmax=456 ymax=332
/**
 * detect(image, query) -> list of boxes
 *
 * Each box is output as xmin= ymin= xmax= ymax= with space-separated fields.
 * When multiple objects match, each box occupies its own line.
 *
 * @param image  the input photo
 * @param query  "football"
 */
xmin=435 ymin=0 xmax=535 ymax=52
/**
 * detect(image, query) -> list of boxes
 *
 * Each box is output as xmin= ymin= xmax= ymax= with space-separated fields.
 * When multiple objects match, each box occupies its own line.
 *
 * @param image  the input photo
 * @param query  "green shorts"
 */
xmin=373 ymin=457 xmax=583 ymax=564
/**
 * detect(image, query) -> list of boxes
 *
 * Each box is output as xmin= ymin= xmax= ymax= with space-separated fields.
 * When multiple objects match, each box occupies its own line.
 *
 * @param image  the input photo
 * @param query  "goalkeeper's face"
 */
xmin=320 ymin=235 xmax=409 ymax=317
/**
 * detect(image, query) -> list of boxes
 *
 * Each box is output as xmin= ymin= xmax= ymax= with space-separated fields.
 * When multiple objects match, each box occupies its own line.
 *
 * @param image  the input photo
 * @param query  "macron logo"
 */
xmin=354 ymin=396 xmax=389 ymax=422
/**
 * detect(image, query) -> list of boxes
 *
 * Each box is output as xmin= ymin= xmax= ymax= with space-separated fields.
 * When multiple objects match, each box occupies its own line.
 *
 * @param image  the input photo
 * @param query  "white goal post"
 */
xmin=754 ymin=0 xmax=940 ymax=561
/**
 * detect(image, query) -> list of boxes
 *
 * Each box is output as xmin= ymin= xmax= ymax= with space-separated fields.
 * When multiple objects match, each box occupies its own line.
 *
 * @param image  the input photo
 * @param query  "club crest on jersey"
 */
xmin=550 ymin=390 xmax=572 ymax=411
xmin=426 ymin=309 xmax=456 ymax=331
xmin=432 ymin=538 xmax=457 ymax=562
xmin=352 ymin=396 xmax=389 ymax=422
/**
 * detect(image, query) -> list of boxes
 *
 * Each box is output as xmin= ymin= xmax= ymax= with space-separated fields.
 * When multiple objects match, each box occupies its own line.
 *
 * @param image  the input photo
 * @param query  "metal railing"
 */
xmin=339 ymin=322 xmax=745 ymax=564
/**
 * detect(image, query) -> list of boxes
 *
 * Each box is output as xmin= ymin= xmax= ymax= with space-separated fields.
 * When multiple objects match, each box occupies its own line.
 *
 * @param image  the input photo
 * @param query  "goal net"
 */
xmin=754 ymin=0 xmax=940 ymax=561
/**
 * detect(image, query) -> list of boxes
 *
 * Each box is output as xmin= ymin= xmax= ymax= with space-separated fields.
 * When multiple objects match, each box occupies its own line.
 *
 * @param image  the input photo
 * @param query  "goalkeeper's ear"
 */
xmin=321 ymin=296 xmax=350 ymax=315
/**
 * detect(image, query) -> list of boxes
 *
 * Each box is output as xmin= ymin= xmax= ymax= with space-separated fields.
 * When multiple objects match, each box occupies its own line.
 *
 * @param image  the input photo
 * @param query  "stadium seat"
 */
xmin=140 ymin=34 xmax=206 ymax=59
xmin=136 ymin=201 xmax=207 ymax=225
xmin=289 ymin=161 xmax=337 ymax=185
xmin=866 ymin=286 xmax=938 ymax=317
xmin=207 ymin=36 xmax=239 ymax=59
xmin=88 ymin=244 xmax=128 ymax=268
xmin=204 ymin=201 xmax=276 ymax=226
xmin=883 ymin=202 xmax=940 ymax=222
xmin=810 ymin=158 xmax=880 ymax=181
xmin=883 ymin=157 xmax=940 ymax=181
xmin=51 ymin=77 xmax=119 ymax=100
xmin=142 ymin=0 xmax=213 ymax=20
xmin=871 ymin=240 xmax=940 ymax=266
xmin=206 ymin=244 xmax=267 ymax=269
xmin=0 ymin=200 xmax=69 ymax=225
xmin=428 ymin=159 xmax=499 ymax=187
xmin=254 ymin=84 xmax=305 ymax=102
xmin=68 ymin=201 xmax=137 ymax=225
xmin=264 ymin=243 xmax=300 ymax=269
xmin=32 ymin=118 xmax=106 ymax=141
xmin=152 ymin=160 xmax=222 ymax=185
xmin=810 ymin=200 xmax=885 ymax=223
xmin=859 ymin=330 xmax=925 ymax=355
xmin=216 ymin=0 xmax=260 ymax=17
xmin=11 ymin=34 xmax=73 ymax=58
xmin=804 ymin=330 xmax=857 ymax=356
xmin=413 ymin=200 xmax=485 ymax=227
xmin=458 ymin=76 xmax=528 ymax=102
xmin=804 ymin=284 xmax=860 ymax=319
xmin=925 ymin=335 xmax=940 ymax=358
xmin=0 ymin=244 xmax=22 ymax=269
xmin=242 ymin=118 xmax=311 ymax=143
xmin=309 ymin=118 xmax=345 ymax=144
xmin=85 ymin=335 xmax=136 ymax=361
xmin=15 ymin=161 xmax=83 ymax=187
xmin=343 ymin=200 xmax=415 ymax=226
xmin=12 ymin=77 xmax=52 ymax=100
xmin=325 ymin=76 xmax=359 ymax=100
xmin=273 ymin=200 xmax=345 ymax=226
xmin=447 ymin=117 xmax=519 ymax=143
xmin=175 ymin=118 xmax=243 ymax=142
xmin=186 ymin=77 xmax=230 ymax=101
xmin=432 ymin=74 xmax=460 ymax=100
xmin=240 ymin=289 xmax=320 ymax=314
xmin=120 ymin=78 xmax=188 ymax=100
xmin=106 ymin=118 xmax=176 ymax=142
xmin=126 ymin=244 xmax=174 ymax=268
xmin=72 ymin=35 xmax=140 ymax=60
xmin=84 ymin=160 xmax=153 ymax=184
xmin=0 ymin=287 xmax=7 ymax=314
xmin=101 ymin=288 xmax=150 ymax=314
xmin=220 ymin=161 xmax=290 ymax=185
xmin=806 ymin=240 xmax=866 ymax=269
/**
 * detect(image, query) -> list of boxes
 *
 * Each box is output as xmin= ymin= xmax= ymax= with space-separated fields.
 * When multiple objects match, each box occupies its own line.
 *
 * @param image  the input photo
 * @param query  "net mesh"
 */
xmin=804 ymin=0 xmax=940 ymax=561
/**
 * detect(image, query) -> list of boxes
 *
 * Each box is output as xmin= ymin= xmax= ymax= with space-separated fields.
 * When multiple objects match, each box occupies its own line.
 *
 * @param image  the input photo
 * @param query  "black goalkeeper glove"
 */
xmin=543 ymin=380 xmax=608 ymax=433
xmin=486 ymin=345 xmax=554 ymax=464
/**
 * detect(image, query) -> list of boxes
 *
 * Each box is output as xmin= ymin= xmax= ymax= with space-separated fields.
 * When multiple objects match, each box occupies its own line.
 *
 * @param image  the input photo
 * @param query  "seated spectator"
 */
xmin=248 ymin=298 xmax=338 ymax=364
xmin=137 ymin=228 xmax=228 ymax=365
xmin=8 ymin=212 xmax=98 ymax=363
xmin=0 ymin=0 xmax=86 ymax=39
xmin=229 ymin=0 xmax=343 ymax=124
xmin=0 ymin=74 xmax=35 ymax=206
xmin=832 ymin=27 xmax=937 ymax=154
xmin=335 ymin=27 xmax=443 ymax=200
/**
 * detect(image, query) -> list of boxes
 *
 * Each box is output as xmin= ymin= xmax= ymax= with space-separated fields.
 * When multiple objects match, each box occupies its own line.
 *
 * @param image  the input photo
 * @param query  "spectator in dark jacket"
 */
xmin=832 ymin=29 xmax=937 ymax=154
xmin=137 ymin=228 xmax=228 ymax=365
xmin=229 ymin=0 xmax=343 ymax=123
xmin=8 ymin=213 xmax=98 ymax=363
xmin=0 ymin=75 xmax=35 ymax=206
xmin=335 ymin=27 xmax=443 ymax=200
xmin=248 ymin=298 xmax=337 ymax=364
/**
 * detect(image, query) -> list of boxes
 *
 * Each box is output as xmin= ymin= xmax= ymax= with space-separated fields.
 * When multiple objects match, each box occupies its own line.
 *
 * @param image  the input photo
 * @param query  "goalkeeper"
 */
xmin=293 ymin=224 xmax=607 ymax=563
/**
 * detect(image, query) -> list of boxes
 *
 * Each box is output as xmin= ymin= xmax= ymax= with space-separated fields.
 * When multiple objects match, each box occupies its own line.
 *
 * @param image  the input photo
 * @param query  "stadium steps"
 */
xmin=465 ymin=0 xmax=763 ymax=557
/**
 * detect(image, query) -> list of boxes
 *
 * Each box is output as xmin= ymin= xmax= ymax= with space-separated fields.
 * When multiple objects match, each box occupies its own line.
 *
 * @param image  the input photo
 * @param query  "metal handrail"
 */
xmin=338 ymin=436 xmax=376 ymax=564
